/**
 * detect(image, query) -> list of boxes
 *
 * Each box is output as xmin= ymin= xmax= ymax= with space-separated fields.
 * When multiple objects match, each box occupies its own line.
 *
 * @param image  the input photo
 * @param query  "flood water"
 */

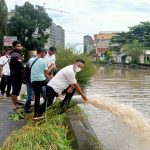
xmin=79 ymin=65 xmax=150 ymax=150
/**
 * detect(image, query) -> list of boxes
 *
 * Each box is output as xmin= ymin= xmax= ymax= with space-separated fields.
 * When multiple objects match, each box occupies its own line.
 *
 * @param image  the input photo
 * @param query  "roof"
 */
xmin=96 ymin=48 xmax=107 ymax=54
xmin=94 ymin=33 xmax=117 ymax=40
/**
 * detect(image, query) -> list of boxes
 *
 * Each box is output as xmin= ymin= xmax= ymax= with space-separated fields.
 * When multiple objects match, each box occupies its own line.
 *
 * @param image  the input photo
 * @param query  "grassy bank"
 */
xmin=0 ymin=102 xmax=74 ymax=150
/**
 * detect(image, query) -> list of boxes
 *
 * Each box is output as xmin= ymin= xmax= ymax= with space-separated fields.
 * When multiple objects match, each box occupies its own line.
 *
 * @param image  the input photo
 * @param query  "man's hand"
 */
xmin=48 ymin=64 xmax=57 ymax=70
xmin=81 ymin=93 xmax=88 ymax=102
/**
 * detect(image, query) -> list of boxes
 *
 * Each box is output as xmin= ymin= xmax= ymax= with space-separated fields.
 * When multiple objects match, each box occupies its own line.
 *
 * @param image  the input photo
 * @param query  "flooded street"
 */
xmin=79 ymin=65 xmax=150 ymax=150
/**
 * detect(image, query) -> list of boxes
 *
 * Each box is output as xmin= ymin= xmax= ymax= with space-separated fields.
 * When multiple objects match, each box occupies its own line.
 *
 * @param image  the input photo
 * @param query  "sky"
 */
xmin=5 ymin=0 xmax=150 ymax=48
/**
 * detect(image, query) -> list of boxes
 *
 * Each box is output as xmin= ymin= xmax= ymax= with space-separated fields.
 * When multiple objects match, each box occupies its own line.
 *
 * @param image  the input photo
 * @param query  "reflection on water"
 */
xmin=80 ymin=66 xmax=150 ymax=150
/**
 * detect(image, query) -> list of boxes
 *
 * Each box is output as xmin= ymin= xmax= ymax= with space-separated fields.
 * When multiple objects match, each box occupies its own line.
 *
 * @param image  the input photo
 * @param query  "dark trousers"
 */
xmin=37 ymin=86 xmax=57 ymax=117
xmin=1 ymin=75 xmax=11 ymax=96
xmin=37 ymin=86 xmax=76 ymax=117
xmin=32 ymin=80 xmax=47 ymax=117
xmin=60 ymin=88 xmax=76 ymax=108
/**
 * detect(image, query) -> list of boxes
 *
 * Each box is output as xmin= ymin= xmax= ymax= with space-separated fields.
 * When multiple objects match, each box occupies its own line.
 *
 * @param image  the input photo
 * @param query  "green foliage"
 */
xmin=111 ymin=22 xmax=150 ymax=49
xmin=123 ymin=40 xmax=145 ymax=64
xmin=1 ymin=102 xmax=74 ymax=150
xmin=104 ymin=50 xmax=113 ymax=62
xmin=0 ymin=0 xmax=8 ymax=50
xmin=9 ymin=109 xmax=25 ymax=121
xmin=8 ymin=2 xmax=52 ymax=50
xmin=56 ymin=47 xmax=95 ymax=88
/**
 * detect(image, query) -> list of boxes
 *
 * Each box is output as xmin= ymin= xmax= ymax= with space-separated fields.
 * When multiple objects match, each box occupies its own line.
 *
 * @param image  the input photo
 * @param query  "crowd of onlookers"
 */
xmin=0 ymin=40 xmax=87 ymax=120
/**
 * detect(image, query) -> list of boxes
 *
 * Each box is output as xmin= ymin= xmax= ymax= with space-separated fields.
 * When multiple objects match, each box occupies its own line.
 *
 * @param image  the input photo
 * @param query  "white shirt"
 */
xmin=45 ymin=54 xmax=56 ymax=67
xmin=47 ymin=65 xmax=77 ymax=94
xmin=0 ymin=56 xmax=10 ymax=76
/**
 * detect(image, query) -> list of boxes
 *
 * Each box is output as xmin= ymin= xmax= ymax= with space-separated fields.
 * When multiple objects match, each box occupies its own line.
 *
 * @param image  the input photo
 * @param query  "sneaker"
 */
xmin=0 ymin=94 xmax=5 ymax=99
xmin=25 ymin=109 xmax=32 ymax=113
xmin=33 ymin=116 xmax=45 ymax=122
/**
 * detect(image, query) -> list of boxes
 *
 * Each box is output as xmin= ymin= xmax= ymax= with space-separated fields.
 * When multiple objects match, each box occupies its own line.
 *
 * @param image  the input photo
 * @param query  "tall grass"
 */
xmin=56 ymin=47 xmax=95 ymax=88
xmin=0 ymin=102 xmax=74 ymax=150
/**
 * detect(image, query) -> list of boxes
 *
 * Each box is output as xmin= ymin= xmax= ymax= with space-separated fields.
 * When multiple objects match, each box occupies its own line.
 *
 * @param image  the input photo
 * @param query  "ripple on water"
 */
xmin=83 ymin=66 xmax=150 ymax=150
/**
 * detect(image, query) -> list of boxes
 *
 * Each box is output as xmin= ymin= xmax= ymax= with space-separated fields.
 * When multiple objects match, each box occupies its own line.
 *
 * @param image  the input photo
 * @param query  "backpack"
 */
xmin=23 ymin=57 xmax=39 ymax=83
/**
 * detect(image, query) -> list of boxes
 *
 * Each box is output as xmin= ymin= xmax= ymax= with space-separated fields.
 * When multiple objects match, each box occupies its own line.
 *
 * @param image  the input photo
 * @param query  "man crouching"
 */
xmin=36 ymin=59 xmax=88 ymax=117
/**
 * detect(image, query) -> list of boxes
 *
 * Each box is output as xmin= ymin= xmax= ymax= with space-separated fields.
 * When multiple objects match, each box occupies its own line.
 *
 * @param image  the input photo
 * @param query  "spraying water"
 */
xmin=86 ymin=97 xmax=150 ymax=142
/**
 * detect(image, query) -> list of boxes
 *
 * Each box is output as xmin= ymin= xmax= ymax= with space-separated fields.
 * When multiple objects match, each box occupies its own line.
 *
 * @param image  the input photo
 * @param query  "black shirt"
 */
xmin=9 ymin=49 xmax=24 ymax=75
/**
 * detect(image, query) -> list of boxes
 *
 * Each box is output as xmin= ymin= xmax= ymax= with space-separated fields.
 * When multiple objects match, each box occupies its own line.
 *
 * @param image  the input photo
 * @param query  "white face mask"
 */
xmin=74 ymin=66 xmax=81 ymax=72
xmin=6 ymin=55 xmax=10 ymax=58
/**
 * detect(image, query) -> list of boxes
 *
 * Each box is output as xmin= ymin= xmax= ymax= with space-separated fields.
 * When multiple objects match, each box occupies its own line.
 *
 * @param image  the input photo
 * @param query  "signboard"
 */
xmin=3 ymin=36 xmax=17 ymax=46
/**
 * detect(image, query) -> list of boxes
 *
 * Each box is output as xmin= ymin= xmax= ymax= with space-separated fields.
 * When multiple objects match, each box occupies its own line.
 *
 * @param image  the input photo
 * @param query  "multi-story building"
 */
xmin=8 ymin=10 xmax=15 ymax=20
xmin=46 ymin=23 xmax=65 ymax=49
xmin=94 ymin=32 xmax=117 ymax=60
xmin=83 ymin=35 xmax=94 ymax=54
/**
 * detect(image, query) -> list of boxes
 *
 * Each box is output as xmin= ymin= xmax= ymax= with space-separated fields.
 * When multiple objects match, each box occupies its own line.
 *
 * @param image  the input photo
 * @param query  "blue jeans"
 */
xmin=25 ymin=82 xmax=34 ymax=111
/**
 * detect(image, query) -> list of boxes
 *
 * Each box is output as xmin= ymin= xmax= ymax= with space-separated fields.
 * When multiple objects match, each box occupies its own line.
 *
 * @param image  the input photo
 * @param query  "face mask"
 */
xmin=74 ymin=66 xmax=81 ymax=72
xmin=6 ymin=55 xmax=10 ymax=58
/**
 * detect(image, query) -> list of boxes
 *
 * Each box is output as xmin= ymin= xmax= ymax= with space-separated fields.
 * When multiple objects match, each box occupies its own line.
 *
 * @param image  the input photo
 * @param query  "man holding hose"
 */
xmin=36 ymin=59 xmax=88 ymax=117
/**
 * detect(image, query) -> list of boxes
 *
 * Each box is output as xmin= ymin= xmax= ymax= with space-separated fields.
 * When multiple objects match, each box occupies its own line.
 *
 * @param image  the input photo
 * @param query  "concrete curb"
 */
xmin=66 ymin=110 xmax=102 ymax=150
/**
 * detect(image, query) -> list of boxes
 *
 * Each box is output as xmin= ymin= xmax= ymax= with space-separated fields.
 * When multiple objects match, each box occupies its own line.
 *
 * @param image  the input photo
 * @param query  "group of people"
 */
xmin=0 ymin=40 xmax=88 ymax=119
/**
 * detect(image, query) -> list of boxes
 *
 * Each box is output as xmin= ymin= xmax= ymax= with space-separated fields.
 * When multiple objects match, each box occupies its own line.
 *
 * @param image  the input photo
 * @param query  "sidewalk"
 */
xmin=0 ymin=99 xmax=25 ymax=145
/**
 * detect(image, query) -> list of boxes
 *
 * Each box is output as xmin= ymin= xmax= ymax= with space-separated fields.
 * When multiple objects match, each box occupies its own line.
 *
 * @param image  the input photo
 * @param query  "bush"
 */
xmin=56 ymin=47 xmax=95 ymax=89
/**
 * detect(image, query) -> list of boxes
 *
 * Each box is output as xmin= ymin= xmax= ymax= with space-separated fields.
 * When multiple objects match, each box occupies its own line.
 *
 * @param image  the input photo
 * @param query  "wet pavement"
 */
xmin=0 ymin=99 xmax=25 ymax=145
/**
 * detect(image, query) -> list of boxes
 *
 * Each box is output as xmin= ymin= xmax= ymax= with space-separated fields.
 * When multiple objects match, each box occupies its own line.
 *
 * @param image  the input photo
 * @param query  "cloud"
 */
xmin=5 ymin=0 xmax=150 ymax=46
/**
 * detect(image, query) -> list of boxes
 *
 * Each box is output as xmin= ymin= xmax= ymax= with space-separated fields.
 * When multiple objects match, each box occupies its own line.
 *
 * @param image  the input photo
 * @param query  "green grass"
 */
xmin=0 ymin=102 xmax=75 ymax=150
xmin=9 ymin=108 xmax=25 ymax=121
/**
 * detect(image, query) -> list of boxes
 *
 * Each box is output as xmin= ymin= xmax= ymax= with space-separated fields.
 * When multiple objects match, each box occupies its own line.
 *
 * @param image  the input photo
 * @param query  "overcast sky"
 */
xmin=5 ymin=0 xmax=150 ymax=47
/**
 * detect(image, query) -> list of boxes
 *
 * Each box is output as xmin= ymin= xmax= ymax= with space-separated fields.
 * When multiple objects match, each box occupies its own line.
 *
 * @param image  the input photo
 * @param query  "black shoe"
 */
xmin=6 ymin=94 xmax=10 ymax=97
xmin=25 ymin=109 xmax=32 ymax=113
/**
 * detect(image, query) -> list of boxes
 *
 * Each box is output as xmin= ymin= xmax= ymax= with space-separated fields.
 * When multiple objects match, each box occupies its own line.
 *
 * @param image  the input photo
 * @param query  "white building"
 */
xmin=46 ymin=23 xmax=65 ymax=49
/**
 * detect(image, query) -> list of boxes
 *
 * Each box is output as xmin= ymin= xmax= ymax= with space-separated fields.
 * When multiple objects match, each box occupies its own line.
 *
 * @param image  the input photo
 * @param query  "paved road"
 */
xmin=0 ymin=99 xmax=25 ymax=145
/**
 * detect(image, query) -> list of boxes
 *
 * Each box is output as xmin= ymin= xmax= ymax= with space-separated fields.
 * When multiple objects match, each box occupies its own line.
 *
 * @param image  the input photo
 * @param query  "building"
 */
xmin=117 ymin=50 xmax=150 ymax=64
xmin=94 ymin=32 xmax=117 ymax=60
xmin=83 ymin=35 xmax=94 ymax=54
xmin=8 ymin=10 xmax=15 ymax=20
xmin=46 ymin=22 xmax=65 ymax=49
xmin=8 ymin=10 xmax=65 ymax=50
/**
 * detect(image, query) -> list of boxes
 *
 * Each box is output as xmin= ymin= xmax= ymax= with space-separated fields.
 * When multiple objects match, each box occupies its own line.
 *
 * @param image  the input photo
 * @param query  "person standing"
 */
xmin=36 ymin=59 xmax=88 ymax=117
xmin=24 ymin=56 xmax=36 ymax=113
xmin=45 ymin=46 xmax=56 ymax=67
xmin=0 ymin=48 xmax=11 ymax=98
xmin=31 ymin=48 xmax=55 ymax=117
xmin=9 ymin=40 xmax=24 ymax=110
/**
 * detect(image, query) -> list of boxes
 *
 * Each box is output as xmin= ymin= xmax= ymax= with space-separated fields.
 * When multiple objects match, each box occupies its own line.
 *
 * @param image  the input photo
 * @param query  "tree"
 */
xmin=111 ymin=32 xmax=133 ymax=46
xmin=104 ymin=50 xmax=113 ymax=62
xmin=111 ymin=22 xmax=150 ymax=49
xmin=8 ymin=2 xmax=52 ymax=50
xmin=123 ymin=40 xmax=145 ymax=64
xmin=0 ymin=0 xmax=8 ymax=50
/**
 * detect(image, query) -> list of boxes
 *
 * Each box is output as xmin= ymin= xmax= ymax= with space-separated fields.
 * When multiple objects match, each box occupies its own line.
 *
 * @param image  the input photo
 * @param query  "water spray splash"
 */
xmin=87 ymin=97 xmax=150 ymax=141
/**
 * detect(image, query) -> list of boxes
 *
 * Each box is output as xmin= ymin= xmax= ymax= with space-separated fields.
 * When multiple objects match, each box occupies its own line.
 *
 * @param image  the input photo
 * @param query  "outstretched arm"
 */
xmin=72 ymin=83 xmax=88 ymax=101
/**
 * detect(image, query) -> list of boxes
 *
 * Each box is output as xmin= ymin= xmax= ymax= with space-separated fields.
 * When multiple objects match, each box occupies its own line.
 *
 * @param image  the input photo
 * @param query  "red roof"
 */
xmin=96 ymin=48 xmax=107 ymax=54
